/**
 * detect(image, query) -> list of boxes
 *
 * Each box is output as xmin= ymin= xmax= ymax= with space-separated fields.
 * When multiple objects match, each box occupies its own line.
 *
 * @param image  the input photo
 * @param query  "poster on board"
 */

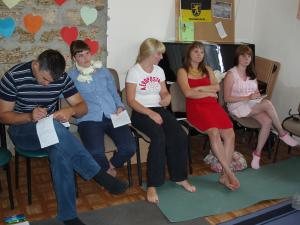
xmin=180 ymin=0 xmax=212 ymax=22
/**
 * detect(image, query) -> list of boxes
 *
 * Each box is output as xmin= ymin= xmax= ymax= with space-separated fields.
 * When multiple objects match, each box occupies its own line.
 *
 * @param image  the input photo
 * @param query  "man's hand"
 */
xmin=32 ymin=107 xmax=48 ymax=122
xmin=53 ymin=107 xmax=74 ymax=123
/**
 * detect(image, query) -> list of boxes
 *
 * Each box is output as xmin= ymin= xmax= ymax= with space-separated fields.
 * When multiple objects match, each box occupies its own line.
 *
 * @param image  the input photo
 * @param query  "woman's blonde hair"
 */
xmin=136 ymin=38 xmax=166 ymax=63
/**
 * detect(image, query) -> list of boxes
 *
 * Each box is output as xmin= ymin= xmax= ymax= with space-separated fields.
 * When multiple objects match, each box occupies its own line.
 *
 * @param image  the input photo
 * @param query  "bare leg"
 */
xmin=207 ymin=128 xmax=240 ymax=190
xmin=107 ymin=161 xmax=117 ymax=177
xmin=250 ymin=100 xmax=285 ymax=136
xmin=250 ymin=112 xmax=272 ymax=154
xmin=147 ymin=187 xmax=159 ymax=203
xmin=176 ymin=180 xmax=196 ymax=192
xmin=219 ymin=128 xmax=235 ymax=165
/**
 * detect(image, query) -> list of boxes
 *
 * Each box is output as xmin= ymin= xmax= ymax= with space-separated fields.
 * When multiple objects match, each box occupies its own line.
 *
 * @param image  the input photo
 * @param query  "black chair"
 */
xmin=0 ymin=123 xmax=14 ymax=209
xmin=273 ymin=106 xmax=300 ymax=162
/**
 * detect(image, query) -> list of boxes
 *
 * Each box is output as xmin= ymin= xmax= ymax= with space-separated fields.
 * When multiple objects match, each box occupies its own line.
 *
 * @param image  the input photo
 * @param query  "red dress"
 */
xmin=186 ymin=76 xmax=232 ymax=131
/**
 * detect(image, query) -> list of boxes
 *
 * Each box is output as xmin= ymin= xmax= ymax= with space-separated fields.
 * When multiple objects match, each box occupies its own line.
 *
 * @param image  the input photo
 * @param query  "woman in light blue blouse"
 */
xmin=68 ymin=40 xmax=136 ymax=177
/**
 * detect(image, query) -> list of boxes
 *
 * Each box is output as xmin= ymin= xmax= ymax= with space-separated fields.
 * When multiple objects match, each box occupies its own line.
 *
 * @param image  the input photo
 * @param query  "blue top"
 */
xmin=0 ymin=61 xmax=77 ymax=114
xmin=68 ymin=67 xmax=124 ymax=123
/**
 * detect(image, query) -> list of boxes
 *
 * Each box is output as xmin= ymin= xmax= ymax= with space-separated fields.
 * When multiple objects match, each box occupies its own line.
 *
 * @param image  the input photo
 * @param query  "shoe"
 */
xmin=280 ymin=133 xmax=299 ymax=147
xmin=251 ymin=151 xmax=260 ymax=169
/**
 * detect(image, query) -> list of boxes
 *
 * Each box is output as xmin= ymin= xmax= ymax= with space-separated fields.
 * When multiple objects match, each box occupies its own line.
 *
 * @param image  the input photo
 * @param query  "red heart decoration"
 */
xmin=60 ymin=26 xmax=78 ymax=46
xmin=84 ymin=38 xmax=99 ymax=55
xmin=55 ymin=0 xmax=66 ymax=6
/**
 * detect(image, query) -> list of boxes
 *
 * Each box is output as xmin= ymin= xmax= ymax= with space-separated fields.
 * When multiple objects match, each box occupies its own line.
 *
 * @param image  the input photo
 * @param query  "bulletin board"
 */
xmin=176 ymin=0 xmax=235 ymax=43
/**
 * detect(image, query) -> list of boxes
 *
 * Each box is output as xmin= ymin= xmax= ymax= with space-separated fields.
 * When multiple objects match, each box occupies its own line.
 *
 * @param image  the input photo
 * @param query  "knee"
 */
xmin=53 ymin=120 xmax=69 ymax=137
xmin=260 ymin=117 xmax=272 ymax=128
xmin=225 ymin=129 xmax=235 ymax=141
xmin=207 ymin=128 xmax=220 ymax=140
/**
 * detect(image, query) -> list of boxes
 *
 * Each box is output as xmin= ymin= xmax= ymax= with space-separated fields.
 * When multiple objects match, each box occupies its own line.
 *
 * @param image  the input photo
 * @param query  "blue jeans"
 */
xmin=78 ymin=118 xmax=136 ymax=171
xmin=8 ymin=121 xmax=100 ymax=221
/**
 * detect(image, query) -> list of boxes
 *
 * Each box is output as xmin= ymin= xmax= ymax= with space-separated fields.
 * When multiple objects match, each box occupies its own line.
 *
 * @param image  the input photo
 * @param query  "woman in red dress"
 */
xmin=177 ymin=41 xmax=240 ymax=190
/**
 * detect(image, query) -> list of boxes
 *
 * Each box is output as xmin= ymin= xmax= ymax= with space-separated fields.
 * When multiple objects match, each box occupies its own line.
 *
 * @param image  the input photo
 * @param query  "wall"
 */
xmin=107 ymin=0 xmax=175 ymax=87
xmin=252 ymin=0 xmax=300 ymax=119
xmin=108 ymin=0 xmax=299 ymax=119
xmin=0 ymin=0 xmax=107 ymax=77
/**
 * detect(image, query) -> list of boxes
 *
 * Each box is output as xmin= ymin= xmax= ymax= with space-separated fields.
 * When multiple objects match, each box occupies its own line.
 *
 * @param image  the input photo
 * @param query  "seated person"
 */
xmin=68 ymin=40 xmax=136 ymax=177
xmin=126 ymin=38 xmax=196 ymax=203
xmin=223 ymin=45 xmax=299 ymax=169
xmin=177 ymin=41 xmax=240 ymax=190
xmin=0 ymin=49 xmax=128 ymax=225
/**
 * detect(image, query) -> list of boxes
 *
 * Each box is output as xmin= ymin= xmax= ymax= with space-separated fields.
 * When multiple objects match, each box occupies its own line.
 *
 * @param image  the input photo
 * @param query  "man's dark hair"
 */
xmin=37 ymin=49 xmax=66 ymax=81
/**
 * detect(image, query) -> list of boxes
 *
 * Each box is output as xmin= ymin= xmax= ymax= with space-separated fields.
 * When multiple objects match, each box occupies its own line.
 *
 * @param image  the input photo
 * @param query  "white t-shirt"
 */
xmin=126 ymin=63 xmax=165 ymax=107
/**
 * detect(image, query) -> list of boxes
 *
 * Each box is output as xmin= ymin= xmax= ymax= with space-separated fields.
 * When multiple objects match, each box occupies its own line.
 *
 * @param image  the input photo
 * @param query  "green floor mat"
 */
xmin=156 ymin=157 xmax=300 ymax=222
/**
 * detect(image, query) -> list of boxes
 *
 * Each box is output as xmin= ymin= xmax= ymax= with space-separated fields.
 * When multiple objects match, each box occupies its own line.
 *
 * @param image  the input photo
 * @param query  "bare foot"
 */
xmin=107 ymin=167 xmax=117 ymax=177
xmin=147 ymin=187 xmax=159 ymax=203
xmin=227 ymin=172 xmax=240 ymax=189
xmin=219 ymin=174 xmax=236 ymax=191
xmin=176 ymin=180 xmax=196 ymax=192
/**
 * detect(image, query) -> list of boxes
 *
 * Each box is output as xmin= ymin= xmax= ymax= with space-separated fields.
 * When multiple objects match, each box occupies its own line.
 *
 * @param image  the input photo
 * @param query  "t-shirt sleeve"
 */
xmin=62 ymin=73 xmax=79 ymax=98
xmin=126 ymin=66 xmax=139 ymax=84
xmin=0 ymin=72 xmax=17 ymax=102
xmin=157 ymin=66 xmax=166 ymax=82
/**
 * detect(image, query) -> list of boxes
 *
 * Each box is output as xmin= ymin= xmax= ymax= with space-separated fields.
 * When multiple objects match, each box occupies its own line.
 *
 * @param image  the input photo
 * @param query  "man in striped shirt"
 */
xmin=0 ymin=49 xmax=128 ymax=225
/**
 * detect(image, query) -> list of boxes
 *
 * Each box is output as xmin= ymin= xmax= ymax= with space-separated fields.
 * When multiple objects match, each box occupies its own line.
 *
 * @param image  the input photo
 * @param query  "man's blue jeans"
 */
xmin=8 ymin=120 xmax=100 ymax=221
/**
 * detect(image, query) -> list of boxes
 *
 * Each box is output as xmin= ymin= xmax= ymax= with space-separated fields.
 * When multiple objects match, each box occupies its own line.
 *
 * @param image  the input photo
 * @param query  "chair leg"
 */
xmin=15 ymin=153 xmax=19 ymax=189
xmin=188 ymin=127 xmax=193 ymax=174
xmin=135 ymin=136 xmax=143 ymax=186
xmin=5 ymin=163 xmax=14 ymax=209
xmin=26 ymin=157 xmax=32 ymax=205
xmin=272 ymin=139 xmax=281 ymax=163
xmin=127 ymin=159 xmax=132 ymax=187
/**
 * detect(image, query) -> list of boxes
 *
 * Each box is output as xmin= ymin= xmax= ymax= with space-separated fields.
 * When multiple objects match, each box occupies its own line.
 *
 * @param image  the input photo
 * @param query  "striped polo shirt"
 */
xmin=0 ymin=61 xmax=78 ymax=114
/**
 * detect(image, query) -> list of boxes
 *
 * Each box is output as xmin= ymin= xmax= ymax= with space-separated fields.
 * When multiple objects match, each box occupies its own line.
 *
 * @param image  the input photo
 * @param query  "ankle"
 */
xmin=253 ymin=150 xmax=261 ymax=157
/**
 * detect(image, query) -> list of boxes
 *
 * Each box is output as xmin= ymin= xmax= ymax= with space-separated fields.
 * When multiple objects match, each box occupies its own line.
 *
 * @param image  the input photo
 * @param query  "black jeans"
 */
xmin=131 ymin=107 xmax=188 ymax=187
xmin=78 ymin=118 xmax=136 ymax=171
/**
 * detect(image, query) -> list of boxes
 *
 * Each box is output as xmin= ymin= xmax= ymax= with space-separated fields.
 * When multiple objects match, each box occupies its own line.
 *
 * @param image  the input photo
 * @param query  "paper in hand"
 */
xmin=110 ymin=110 xmax=131 ymax=128
xmin=36 ymin=115 xmax=59 ymax=148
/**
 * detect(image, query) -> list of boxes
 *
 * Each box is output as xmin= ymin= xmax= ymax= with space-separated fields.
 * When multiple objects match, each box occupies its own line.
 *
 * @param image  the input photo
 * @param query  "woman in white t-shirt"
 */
xmin=126 ymin=38 xmax=196 ymax=203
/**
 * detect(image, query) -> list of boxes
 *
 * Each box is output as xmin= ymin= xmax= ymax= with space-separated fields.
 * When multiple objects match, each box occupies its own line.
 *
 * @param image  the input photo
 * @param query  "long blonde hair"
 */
xmin=136 ymin=38 xmax=166 ymax=63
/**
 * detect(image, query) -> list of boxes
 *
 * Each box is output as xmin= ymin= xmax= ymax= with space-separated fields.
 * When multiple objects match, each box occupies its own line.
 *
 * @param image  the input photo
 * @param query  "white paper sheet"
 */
xmin=110 ymin=110 xmax=131 ymax=128
xmin=215 ymin=21 xmax=227 ymax=39
xmin=14 ymin=222 xmax=30 ymax=225
xmin=36 ymin=115 xmax=59 ymax=148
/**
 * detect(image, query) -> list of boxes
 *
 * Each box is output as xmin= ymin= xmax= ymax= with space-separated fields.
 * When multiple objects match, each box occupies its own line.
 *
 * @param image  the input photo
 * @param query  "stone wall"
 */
xmin=0 ymin=0 xmax=107 ymax=152
xmin=0 ymin=0 xmax=107 ymax=77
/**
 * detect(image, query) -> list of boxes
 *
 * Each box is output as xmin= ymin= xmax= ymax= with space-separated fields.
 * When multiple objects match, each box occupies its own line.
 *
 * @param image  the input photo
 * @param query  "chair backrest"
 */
xmin=108 ymin=68 xmax=120 ymax=92
xmin=169 ymin=82 xmax=186 ymax=114
xmin=255 ymin=56 xmax=280 ymax=99
xmin=121 ymin=89 xmax=132 ymax=117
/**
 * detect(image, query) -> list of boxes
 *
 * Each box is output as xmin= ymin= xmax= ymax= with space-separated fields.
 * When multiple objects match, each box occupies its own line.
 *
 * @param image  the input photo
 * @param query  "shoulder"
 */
xmin=126 ymin=64 xmax=140 ymax=82
xmin=205 ymin=65 xmax=214 ymax=74
xmin=67 ymin=67 xmax=79 ymax=80
xmin=177 ymin=67 xmax=187 ymax=77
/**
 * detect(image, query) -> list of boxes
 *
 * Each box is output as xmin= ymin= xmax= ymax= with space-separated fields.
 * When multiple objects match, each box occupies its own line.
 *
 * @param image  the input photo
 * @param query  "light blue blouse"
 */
xmin=68 ymin=67 xmax=124 ymax=123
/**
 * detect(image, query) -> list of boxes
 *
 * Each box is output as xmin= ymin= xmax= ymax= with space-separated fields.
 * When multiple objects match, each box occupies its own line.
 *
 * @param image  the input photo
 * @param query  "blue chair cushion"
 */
xmin=0 ymin=147 xmax=12 ymax=166
xmin=15 ymin=147 xmax=48 ymax=158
